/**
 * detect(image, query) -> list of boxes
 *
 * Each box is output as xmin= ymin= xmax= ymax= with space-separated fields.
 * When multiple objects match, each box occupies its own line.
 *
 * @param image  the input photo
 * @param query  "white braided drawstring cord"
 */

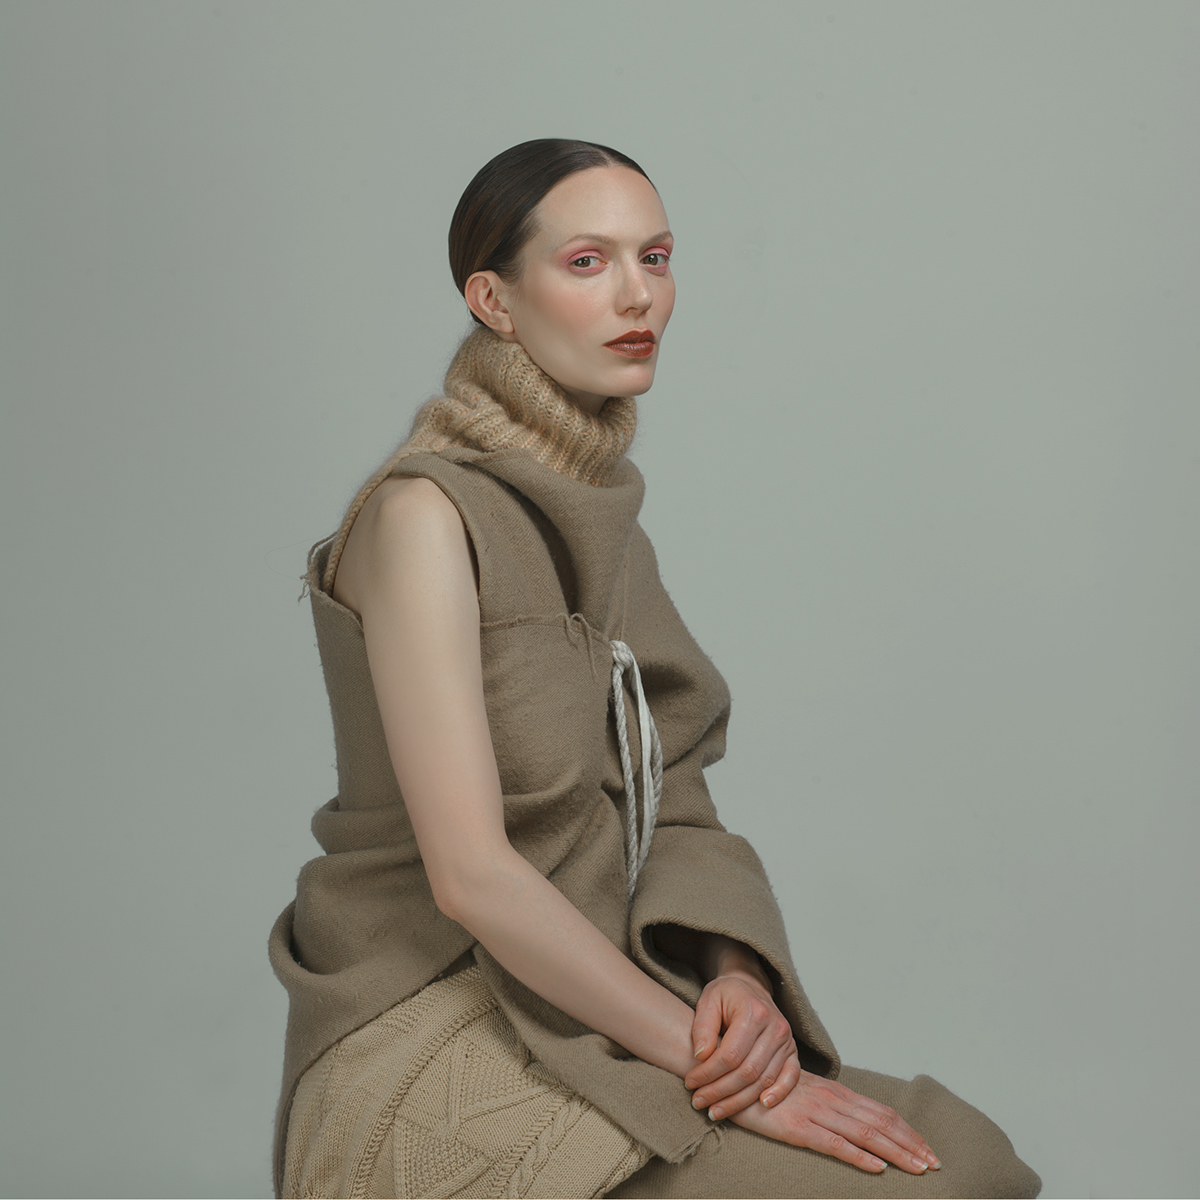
xmin=609 ymin=639 xmax=663 ymax=902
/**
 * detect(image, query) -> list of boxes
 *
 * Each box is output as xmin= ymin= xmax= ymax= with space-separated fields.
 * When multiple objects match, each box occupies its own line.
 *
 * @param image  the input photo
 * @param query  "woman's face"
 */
xmin=467 ymin=165 xmax=675 ymax=416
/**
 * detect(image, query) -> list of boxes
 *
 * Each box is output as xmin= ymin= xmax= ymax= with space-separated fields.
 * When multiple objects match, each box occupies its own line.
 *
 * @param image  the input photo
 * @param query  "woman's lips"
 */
xmin=605 ymin=341 xmax=654 ymax=358
xmin=604 ymin=329 xmax=655 ymax=359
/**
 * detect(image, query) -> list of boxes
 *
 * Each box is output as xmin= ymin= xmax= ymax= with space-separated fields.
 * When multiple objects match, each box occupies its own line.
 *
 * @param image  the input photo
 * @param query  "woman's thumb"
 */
xmin=692 ymin=994 xmax=721 ymax=1060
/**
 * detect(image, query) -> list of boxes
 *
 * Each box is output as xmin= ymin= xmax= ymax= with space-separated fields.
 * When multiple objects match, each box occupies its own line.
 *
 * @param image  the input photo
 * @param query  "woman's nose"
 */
xmin=616 ymin=266 xmax=653 ymax=314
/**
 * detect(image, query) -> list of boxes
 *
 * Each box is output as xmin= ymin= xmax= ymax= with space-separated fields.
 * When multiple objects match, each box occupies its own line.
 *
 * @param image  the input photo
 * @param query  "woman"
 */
xmin=269 ymin=138 xmax=1040 ymax=1199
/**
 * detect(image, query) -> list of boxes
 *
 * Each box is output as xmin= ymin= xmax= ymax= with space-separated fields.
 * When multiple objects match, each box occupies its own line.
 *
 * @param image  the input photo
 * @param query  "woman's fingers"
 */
xmin=685 ymin=1018 xmax=760 ymax=1091
xmin=686 ymin=1024 xmax=767 ymax=1100
xmin=830 ymin=1088 xmax=939 ymax=1166
xmin=689 ymin=991 xmax=722 ymax=1063
xmin=814 ymin=1087 xmax=940 ymax=1172
xmin=688 ymin=1022 xmax=794 ymax=1102
xmin=821 ymin=1108 xmax=924 ymax=1170
xmin=727 ymin=1071 xmax=941 ymax=1175
xmin=804 ymin=1122 xmax=890 ymax=1173
xmin=685 ymin=1008 xmax=792 ymax=1091
xmin=759 ymin=1050 xmax=801 ymax=1108
xmin=703 ymin=1045 xmax=796 ymax=1120
xmin=690 ymin=979 xmax=775 ymax=1083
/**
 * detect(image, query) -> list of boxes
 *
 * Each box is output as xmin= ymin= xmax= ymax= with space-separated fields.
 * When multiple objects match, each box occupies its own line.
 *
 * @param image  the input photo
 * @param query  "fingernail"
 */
xmin=692 ymin=1095 xmax=705 ymax=1109
xmin=694 ymin=1042 xmax=706 ymax=1058
xmin=761 ymin=1093 xmax=774 ymax=1107
xmin=927 ymin=1155 xmax=941 ymax=1170
xmin=911 ymin=1157 xmax=928 ymax=1173
xmin=709 ymin=1106 xmax=724 ymax=1121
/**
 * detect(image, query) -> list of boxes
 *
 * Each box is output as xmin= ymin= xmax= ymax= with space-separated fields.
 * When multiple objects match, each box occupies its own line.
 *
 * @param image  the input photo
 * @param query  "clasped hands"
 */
xmin=685 ymin=970 xmax=942 ymax=1176
xmin=684 ymin=970 xmax=799 ymax=1120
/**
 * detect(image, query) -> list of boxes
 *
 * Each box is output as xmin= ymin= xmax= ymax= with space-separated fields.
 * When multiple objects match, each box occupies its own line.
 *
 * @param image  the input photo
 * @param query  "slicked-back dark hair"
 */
xmin=449 ymin=138 xmax=653 ymax=327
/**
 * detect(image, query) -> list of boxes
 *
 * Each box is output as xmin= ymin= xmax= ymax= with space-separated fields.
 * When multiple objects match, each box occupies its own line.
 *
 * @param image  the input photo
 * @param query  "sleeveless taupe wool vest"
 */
xmin=268 ymin=326 xmax=839 ymax=1196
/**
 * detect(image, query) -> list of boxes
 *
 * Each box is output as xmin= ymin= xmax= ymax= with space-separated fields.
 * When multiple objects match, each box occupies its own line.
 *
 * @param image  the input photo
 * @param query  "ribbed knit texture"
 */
xmin=321 ymin=324 xmax=637 ymax=595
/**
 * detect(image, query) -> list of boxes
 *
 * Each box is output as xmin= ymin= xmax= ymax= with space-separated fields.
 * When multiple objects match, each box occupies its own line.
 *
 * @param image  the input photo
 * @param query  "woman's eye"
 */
xmin=569 ymin=251 xmax=670 ymax=270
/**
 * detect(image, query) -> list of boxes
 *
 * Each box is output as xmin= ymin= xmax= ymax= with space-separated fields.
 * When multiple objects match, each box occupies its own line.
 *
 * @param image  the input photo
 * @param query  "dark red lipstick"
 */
xmin=604 ymin=328 xmax=656 ymax=358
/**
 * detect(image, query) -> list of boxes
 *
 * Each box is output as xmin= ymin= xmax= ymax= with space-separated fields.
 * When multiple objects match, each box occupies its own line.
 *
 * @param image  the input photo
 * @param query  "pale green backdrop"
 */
xmin=2 ymin=2 xmax=1196 ymax=1197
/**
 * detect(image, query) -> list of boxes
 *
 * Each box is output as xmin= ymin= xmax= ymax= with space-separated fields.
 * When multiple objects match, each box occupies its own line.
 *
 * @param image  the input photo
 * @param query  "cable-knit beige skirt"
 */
xmin=281 ymin=964 xmax=651 ymax=1199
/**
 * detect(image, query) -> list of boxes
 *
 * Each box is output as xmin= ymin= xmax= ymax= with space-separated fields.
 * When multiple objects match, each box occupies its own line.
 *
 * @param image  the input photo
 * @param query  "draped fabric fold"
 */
xmin=269 ymin=325 xmax=838 ymax=1197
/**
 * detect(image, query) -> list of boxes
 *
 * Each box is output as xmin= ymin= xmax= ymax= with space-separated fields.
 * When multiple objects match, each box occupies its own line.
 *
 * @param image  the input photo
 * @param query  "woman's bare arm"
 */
xmin=344 ymin=476 xmax=699 ymax=1081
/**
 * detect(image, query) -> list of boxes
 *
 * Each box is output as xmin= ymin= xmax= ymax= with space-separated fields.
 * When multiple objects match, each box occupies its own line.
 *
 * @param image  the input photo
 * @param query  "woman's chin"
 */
xmin=609 ymin=361 xmax=657 ymax=397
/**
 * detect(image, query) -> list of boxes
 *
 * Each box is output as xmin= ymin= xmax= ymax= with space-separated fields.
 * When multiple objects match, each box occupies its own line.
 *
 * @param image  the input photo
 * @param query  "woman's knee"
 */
xmin=608 ymin=1068 xmax=1041 ymax=1199
xmin=839 ymin=1067 xmax=1040 ymax=1198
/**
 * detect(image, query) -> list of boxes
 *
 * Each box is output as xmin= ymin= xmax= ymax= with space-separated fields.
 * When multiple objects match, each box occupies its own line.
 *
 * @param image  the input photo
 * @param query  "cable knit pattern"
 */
xmin=282 ymin=965 xmax=652 ymax=1199
xmin=320 ymin=325 xmax=638 ymax=595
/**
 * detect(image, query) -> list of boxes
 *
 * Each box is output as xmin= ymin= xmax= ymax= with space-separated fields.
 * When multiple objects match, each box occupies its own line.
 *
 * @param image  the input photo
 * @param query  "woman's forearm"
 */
xmin=705 ymin=934 xmax=773 ymax=991
xmin=653 ymin=924 xmax=773 ymax=995
xmin=439 ymin=846 xmax=700 ymax=1080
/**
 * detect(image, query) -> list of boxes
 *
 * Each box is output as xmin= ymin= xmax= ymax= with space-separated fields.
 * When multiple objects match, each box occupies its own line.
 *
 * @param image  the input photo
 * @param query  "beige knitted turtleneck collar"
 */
xmin=319 ymin=325 xmax=638 ymax=595
xmin=404 ymin=324 xmax=638 ymax=488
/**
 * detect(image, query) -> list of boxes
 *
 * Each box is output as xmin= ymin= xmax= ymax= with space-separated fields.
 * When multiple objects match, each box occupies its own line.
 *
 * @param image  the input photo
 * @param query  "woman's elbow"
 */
xmin=428 ymin=849 xmax=520 ymax=927
xmin=430 ymin=875 xmax=470 ymax=925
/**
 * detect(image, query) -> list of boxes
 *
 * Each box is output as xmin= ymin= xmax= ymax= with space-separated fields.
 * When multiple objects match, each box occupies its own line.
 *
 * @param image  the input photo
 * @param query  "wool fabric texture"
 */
xmin=269 ymin=324 xmax=1040 ymax=1199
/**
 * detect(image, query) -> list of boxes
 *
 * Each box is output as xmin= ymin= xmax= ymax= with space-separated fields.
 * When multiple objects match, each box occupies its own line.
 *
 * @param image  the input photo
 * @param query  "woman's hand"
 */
xmin=728 ymin=1069 xmax=942 ymax=1175
xmin=684 ymin=973 xmax=802 ymax=1119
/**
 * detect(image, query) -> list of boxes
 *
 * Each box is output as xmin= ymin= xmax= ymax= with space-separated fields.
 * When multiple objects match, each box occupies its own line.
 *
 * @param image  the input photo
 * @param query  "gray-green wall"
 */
xmin=2 ymin=3 xmax=1196 ymax=1196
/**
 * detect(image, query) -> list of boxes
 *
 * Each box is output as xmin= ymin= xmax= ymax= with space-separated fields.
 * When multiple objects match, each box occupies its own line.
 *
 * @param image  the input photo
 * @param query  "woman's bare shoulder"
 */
xmin=368 ymin=474 xmax=460 ymax=525
xmin=331 ymin=475 xmax=473 ymax=617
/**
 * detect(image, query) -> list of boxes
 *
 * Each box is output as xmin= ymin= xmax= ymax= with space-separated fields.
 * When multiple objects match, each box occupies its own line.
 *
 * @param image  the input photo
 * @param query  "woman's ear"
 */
xmin=464 ymin=270 xmax=518 ymax=341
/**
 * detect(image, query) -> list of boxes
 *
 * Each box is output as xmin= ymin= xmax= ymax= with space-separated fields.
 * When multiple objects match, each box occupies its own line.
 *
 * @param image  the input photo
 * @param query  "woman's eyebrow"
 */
xmin=555 ymin=230 xmax=674 ymax=250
